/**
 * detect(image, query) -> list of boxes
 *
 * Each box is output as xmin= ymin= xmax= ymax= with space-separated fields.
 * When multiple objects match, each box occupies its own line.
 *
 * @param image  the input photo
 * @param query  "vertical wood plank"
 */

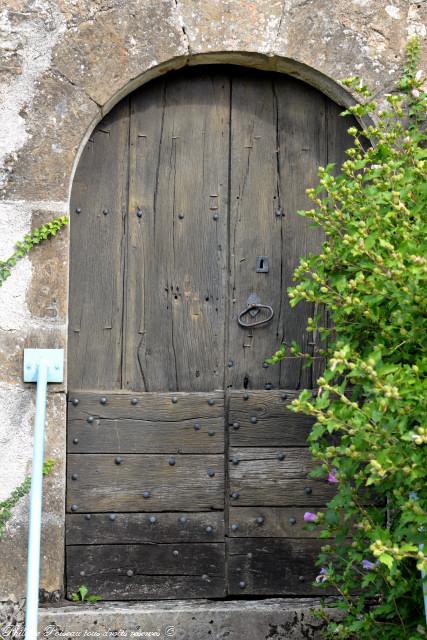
xmin=68 ymin=102 xmax=129 ymax=390
xmin=124 ymin=71 xmax=230 ymax=391
xmin=227 ymin=71 xmax=283 ymax=390
xmin=275 ymin=77 xmax=328 ymax=389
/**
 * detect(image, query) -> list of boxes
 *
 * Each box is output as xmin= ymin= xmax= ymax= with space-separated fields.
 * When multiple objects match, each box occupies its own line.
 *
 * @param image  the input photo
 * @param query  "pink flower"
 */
xmin=304 ymin=511 xmax=318 ymax=523
xmin=328 ymin=468 xmax=338 ymax=484
xmin=412 ymin=88 xmax=420 ymax=98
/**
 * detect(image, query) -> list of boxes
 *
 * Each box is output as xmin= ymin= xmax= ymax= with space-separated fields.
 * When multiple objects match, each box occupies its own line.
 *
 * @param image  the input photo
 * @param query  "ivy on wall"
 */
xmin=0 ymin=216 xmax=68 ymax=287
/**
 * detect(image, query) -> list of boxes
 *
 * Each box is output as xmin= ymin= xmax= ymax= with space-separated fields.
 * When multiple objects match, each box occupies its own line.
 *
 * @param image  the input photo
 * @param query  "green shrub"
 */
xmin=268 ymin=38 xmax=427 ymax=639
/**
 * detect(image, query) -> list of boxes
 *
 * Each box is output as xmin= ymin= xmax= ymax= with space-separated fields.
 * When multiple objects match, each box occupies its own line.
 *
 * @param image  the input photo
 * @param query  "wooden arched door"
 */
xmin=66 ymin=67 xmax=354 ymax=600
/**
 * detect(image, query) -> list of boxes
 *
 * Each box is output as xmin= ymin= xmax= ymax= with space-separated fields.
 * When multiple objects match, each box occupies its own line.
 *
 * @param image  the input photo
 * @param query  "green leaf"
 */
xmin=78 ymin=585 xmax=88 ymax=600
xmin=378 ymin=553 xmax=394 ymax=571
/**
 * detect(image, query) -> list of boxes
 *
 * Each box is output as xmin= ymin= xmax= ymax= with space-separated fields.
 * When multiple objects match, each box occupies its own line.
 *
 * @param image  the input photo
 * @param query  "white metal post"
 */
xmin=23 ymin=349 xmax=64 ymax=640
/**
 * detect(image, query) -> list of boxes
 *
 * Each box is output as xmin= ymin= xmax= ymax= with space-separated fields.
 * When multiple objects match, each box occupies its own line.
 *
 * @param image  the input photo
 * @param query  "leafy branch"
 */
xmin=0 ymin=460 xmax=56 ymax=539
xmin=0 ymin=216 xmax=68 ymax=287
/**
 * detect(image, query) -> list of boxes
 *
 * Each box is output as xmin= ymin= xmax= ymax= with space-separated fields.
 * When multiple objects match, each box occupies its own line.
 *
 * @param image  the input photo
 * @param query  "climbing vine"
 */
xmin=268 ymin=38 xmax=427 ymax=639
xmin=0 ymin=460 xmax=55 ymax=539
xmin=0 ymin=215 xmax=68 ymax=287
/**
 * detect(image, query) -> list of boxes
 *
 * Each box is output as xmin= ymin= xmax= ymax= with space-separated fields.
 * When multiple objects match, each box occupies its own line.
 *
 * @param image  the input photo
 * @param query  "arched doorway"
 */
xmin=66 ymin=66 xmax=355 ymax=600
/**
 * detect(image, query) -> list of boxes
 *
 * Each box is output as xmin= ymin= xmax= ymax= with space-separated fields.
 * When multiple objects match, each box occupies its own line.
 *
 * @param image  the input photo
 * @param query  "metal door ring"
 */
xmin=238 ymin=303 xmax=274 ymax=328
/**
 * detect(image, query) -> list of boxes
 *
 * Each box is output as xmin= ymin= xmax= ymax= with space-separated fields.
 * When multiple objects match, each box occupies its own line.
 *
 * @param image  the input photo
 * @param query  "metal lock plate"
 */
xmin=256 ymin=256 xmax=269 ymax=273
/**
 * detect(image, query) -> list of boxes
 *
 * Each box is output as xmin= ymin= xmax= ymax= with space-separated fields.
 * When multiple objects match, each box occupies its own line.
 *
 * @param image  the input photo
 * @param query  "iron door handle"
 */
xmin=237 ymin=303 xmax=274 ymax=328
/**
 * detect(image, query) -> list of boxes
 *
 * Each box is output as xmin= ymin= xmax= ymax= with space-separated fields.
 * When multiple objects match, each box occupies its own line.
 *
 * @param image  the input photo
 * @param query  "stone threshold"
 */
xmin=39 ymin=598 xmax=338 ymax=639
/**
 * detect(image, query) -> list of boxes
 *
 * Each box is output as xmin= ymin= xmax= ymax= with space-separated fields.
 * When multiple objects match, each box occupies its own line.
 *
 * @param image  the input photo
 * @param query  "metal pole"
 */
xmin=24 ymin=360 xmax=48 ymax=640
xmin=23 ymin=349 xmax=63 ymax=640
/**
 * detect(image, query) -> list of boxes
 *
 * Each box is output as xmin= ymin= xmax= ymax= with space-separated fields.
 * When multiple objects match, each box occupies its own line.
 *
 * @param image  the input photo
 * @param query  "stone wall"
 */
xmin=0 ymin=0 xmax=425 ymax=603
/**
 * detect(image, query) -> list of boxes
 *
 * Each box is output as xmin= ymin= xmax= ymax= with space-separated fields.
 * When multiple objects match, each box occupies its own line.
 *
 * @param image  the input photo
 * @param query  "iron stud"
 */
xmin=206 ymin=525 xmax=213 ymax=534
xmin=304 ymin=486 xmax=312 ymax=495
xmin=239 ymin=581 xmax=246 ymax=589
xmin=277 ymin=452 xmax=286 ymax=461
xmin=208 ymin=398 xmax=215 ymax=406
xmin=100 ymin=396 xmax=107 ymax=405
xmin=102 ymin=208 xmax=109 ymax=215
xmin=207 ymin=468 xmax=215 ymax=477
xmin=80 ymin=571 xmax=85 ymax=577
xmin=281 ymin=393 xmax=288 ymax=401
xmin=247 ymin=552 xmax=253 ymax=559
xmin=298 ymin=575 xmax=305 ymax=583
xmin=227 ymin=360 xmax=234 ymax=368
xmin=194 ymin=422 xmax=201 ymax=431
xmin=75 ymin=208 xmax=81 ymax=214
xmin=275 ymin=207 xmax=283 ymax=217
xmin=143 ymin=490 xmax=150 ymax=499
xmin=131 ymin=398 xmax=138 ymax=405
xmin=85 ymin=514 xmax=91 ymax=520
xmin=171 ymin=396 xmax=178 ymax=404
xmin=115 ymin=457 xmax=123 ymax=465
xmin=208 ymin=430 xmax=215 ymax=437
xmin=262 ymin=362 xmax=269 ymax=369
xmin=173 ymin=550 xmax=179 ymax=557
xmin=169 ymin=457 xmax=176 ymax=466
xmin=127 ymin=569 xmax=134 ymax=577
xmin=231 ymin=492 xmax=240 ymax=500
xmin=255 ymin=516 xmax=265 ymax=525
xmin=231 ymin=523 xmax=239 ymax=531
xmin=179 ymin=516 xmax=187 ymax=524
xmin=178 ymin=213 xmax=184 ymax=219
xmin=243 ymin=393 xmax=249 ymax=400
xmin=264 ymin=383 xmax=273 ymax=390
xmin=149 ymin=516 xmax=157 ymax=524
xmin=232 ymin=457 xmax=240 ymax=466
xmin=87 ymin=416 xmax=94 ymax=424
xmin=71 ymin=504 xmax=78 ymax=512
xmin=232 ymin=422 xmax=240 ymax=430
xmin=213 ymin=213 xmax=219 ymax=221
xmin=109 ymin=513 xmax=116 ymax=521
xmin=202 ymin=574 xmax=209 ymax=581
xmin=71 ymin=473 xmax=78 ymax=481
xmin=250 ymin=416 xmax=258 ymax=424
xmin=73 ymin=438 xmax=79 ymax=445
xmin=136 ymin=208 xmax=143 ymax=218
xmin=72 ymin=398 xmax=79 ymax=406
xmin=289 ymin=517 xmax=296 ymax=525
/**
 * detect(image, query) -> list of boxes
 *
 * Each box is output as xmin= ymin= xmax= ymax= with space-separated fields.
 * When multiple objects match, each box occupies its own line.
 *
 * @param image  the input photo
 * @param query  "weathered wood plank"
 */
xmin=229 ymin=451 xmax=336 ymax=507
xmin=227 ymin=70 xmax=284 ymax=391
xmin=68 ymin=391 xmax=224 ymax=420
xmin=228 ymin=389 xmax=314 ymax=446
xmin=68 ymin=101 xmax=129 ymax=390
xmin=228 ymin=507 xmax=325 ymax=538
xmin=229 ymin=479 xmax=335 ymax=507
xmin=124 ymin=70 xmax=230 ymax=392
xmin=276 ymin=77 xmax=328 ymax=390
xmin=67 ymin=454 xmax=224 ymax=512
xmin=68 ymin=416 xmax=224 ymax=454
xmin=66 ymin=511 xmax=224 ymax=544
xmin=227 ymin=538 xmax=335 ymax=595
xmin=67 ymin=543 xmax=225 ymax=599
xmin=229 ymin=447 xmax=316 ymax=477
